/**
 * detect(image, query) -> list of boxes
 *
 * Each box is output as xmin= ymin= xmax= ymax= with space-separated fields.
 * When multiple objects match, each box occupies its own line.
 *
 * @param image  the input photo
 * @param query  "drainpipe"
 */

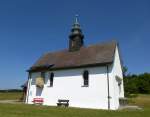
xmin=26 ymin=72 xmax=31 ymax=103
xmin=106 ymin=65 xmax=110 ymax=110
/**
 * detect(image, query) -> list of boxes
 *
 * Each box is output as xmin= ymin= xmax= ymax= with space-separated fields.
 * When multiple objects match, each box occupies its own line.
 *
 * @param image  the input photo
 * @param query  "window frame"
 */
xmin=49 ymin=72 xmax=54 ymax=87
xmin=82 ymin=70 xmax=89 ymax=87
xmin=41 ymin=71 xmax=46 ymax=83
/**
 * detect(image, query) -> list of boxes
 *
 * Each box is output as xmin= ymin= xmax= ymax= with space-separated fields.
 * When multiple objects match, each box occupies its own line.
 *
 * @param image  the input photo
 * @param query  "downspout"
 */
xmin=26 ymin=72 xmax=31 ymax=103
xmin=106 ymin=65 xmax=110 ymax=110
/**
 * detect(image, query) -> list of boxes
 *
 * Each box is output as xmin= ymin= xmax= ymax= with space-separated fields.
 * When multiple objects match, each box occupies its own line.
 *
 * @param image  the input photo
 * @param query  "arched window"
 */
xmin=41 ymin=72 xmax=45 ymax=83
xmin=83 ymin=70 xmax=89 ymax=86
xmin=50 ymin=73 xmax=54 ymax=87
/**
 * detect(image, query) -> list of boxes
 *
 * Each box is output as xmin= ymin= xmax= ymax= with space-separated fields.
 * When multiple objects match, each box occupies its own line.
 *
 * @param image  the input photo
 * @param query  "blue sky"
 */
xmin=0 ymin=0 xmax=149 ymax=89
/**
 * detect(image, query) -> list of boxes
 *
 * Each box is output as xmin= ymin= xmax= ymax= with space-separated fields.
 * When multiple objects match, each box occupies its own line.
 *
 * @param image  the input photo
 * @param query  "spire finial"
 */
xmin=75 ymin=14 xmax=79 ymax=24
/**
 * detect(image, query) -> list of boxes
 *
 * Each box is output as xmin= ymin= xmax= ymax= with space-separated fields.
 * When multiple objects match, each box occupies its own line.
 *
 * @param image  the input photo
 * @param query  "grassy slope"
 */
xmin=0 ymin=94 xmax=150 ymax=117
xmin=0 ymin=92 xmax=22 ymax=100
xmin=128 ymin=94 xmax=150 ymax=108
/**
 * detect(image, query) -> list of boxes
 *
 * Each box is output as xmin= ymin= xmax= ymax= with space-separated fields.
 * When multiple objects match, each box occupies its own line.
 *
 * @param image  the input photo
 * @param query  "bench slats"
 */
xmin=58 ymin=100 xmax=69 ymax=102
xmin=57 ymin=99 xmax=69 ymax=107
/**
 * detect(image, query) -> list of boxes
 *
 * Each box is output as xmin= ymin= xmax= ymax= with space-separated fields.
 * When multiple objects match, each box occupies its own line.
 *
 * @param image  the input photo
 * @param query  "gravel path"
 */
xmin=0 ymin=100 xmax=23 ymax=104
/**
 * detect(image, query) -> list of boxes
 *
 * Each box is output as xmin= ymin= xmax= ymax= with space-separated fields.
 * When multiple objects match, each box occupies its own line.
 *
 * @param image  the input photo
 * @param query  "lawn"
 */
xmin=0 ymin=94 xmax=150 ymax=117
xmin=128 ymin=94 xmax=150 ymax=108
xmin=0 ymin=92 xmax=22 ymax=100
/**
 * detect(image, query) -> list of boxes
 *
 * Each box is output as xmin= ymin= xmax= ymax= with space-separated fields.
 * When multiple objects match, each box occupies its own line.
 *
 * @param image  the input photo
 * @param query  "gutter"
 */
xmin=27 ymin=62 xmax=113 ymax=73
xmin=106 ymin=65 xmax=110 ymax=110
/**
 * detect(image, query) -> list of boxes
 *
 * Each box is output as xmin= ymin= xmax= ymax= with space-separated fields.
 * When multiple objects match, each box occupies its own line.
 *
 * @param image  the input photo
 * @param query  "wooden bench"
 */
xmin=32 ymin=98 xmax=44 ymax=105
xmin=57 ymin=99 xmax=69 ymax=107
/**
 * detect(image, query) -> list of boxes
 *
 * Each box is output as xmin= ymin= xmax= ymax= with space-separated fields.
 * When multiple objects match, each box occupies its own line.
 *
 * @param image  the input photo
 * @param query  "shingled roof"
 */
xmin=28 ymin=41 xmax=117 ymax=72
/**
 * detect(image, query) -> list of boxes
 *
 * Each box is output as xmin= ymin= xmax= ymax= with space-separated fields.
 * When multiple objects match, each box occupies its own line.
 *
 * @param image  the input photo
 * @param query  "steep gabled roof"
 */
xmin=28 ymin=41 xmax=117 ymax=72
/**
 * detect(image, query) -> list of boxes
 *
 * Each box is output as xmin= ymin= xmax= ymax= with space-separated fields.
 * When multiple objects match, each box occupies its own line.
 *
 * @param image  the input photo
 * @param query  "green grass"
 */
xmin=0 ymin=94 xmax=150 ymax=117
xmin=0 ymin=92 xmax=22 ymax=100
xmin=128 ymin=94 xmax=150 ymax=108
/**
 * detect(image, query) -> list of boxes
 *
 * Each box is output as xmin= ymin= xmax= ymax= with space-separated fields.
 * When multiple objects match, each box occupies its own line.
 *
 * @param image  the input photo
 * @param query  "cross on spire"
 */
xmin=72 ymin=14 xmax=80 ymax=29
xmin=75 ymin=14 xmax=79 ymax=24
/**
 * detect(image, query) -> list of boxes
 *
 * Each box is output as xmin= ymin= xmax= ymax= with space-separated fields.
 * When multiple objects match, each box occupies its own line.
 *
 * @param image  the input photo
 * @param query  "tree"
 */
xmin=124 ymin=71 xmax=150 ymax=96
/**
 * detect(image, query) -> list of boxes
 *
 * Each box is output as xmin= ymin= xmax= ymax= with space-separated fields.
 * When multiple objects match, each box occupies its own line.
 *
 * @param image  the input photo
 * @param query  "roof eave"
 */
xmin=27 ymin=62 xmax=113 ymax=73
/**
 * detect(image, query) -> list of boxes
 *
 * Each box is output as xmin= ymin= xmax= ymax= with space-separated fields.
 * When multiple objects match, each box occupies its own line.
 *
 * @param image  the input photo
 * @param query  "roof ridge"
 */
xmin=86 ymin=40 xmax=117 ymax=48
xmin=43 ymin=40 xmax=117 ymax=56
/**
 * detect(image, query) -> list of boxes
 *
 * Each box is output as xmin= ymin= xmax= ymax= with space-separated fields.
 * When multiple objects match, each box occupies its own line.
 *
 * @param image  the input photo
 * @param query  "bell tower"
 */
xmin=69 ymin=15 xmax=84 ymax=52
